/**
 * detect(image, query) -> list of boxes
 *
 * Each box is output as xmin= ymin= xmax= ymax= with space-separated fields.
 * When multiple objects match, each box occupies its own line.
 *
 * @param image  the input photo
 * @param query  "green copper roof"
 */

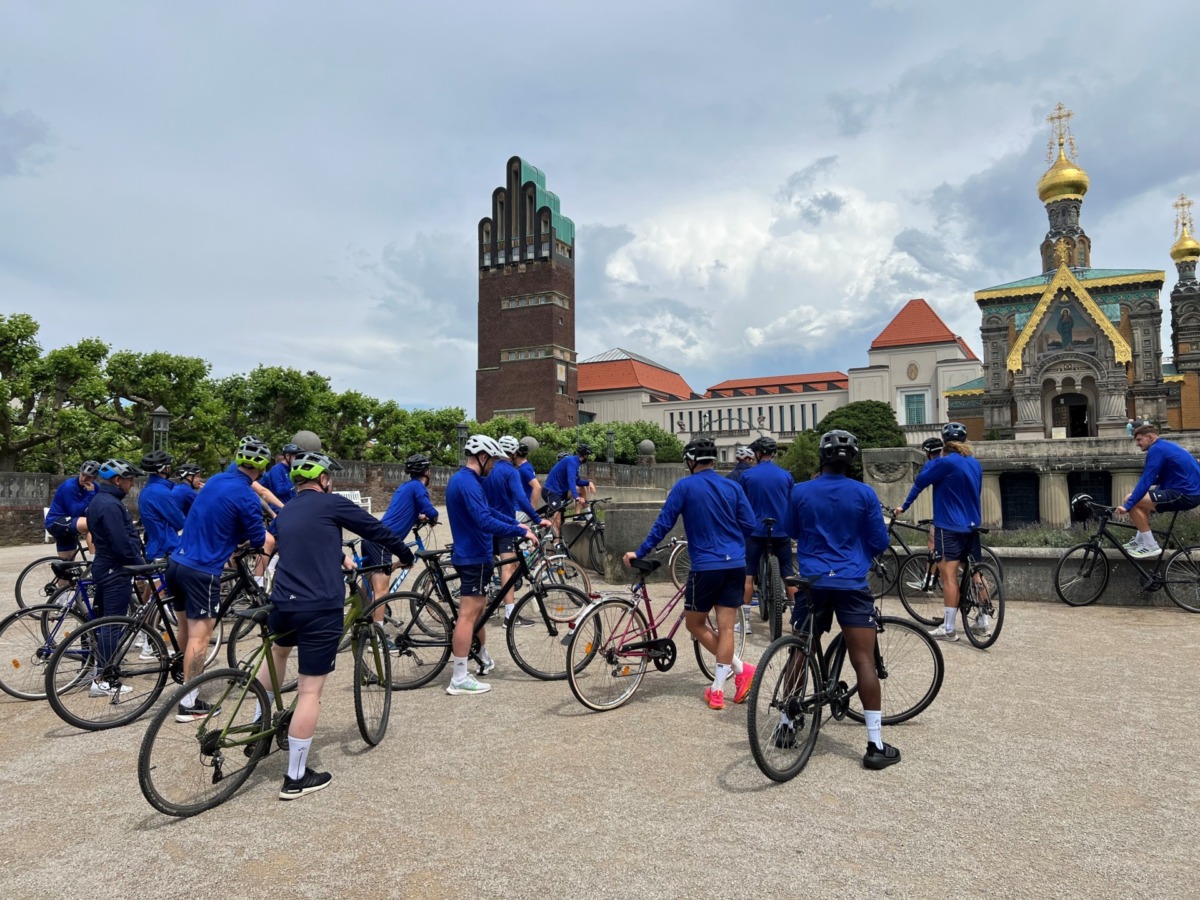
xmin=978 ymin=268 xmax=1161 ymax=293
xmin=1164 ymin=362 xmax=1179 ymax=376
xmin=521 ymin=160 xmax=574 ymax=246
xmin=946 ymin=375 xmax=985 ymax=392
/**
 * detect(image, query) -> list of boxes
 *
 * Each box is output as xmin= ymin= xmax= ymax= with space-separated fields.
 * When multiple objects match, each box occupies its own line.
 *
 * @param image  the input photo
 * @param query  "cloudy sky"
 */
xmin=2 ymin=1 xmax=1197 ymax=409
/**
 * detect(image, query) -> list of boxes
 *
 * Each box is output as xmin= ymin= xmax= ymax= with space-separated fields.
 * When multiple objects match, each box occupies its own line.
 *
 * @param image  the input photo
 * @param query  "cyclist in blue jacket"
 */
xmin=261 ymin=443 xmax=301 ymax=508
xmin=514 ymin=442 xmax=542 ymax=511
xmin=171 ymin=463 xmax=205 ymax=516
xmin=544 ymin=443 xmax=591 ymax=522
xmin=138 ymin=450 xmax=185 ymax=561
xmin=364 ymin=453 xmax=441 ymax=618
xmin=787 ymin=430 xmax=898 ymax=769
xmin=624 ymin=438 xmax=757 ymax=711
xmin=728 ymin=445 xmax=756 ymax=484
xmin=1117 ymin=421 xmax=1200 ymax=558
xmin=739 ymin=436 xmax=797 ymax=614
xmin=45 ymin=460 xmax=99 ymax=558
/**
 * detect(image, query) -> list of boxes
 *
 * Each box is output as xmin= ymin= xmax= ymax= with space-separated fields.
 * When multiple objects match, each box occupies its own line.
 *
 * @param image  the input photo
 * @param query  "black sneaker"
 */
xmin=863 ymin=741 xmax=901 ymax=770
xmin=772 ymin=722 xmax=797 ymax=749
xmin=279 ymin=767 xmax=332 ymax=800
xmin=175 ymin=698 xmax=221 ymax=723
xmin=506 ymin=614 xmax=534 ymax=629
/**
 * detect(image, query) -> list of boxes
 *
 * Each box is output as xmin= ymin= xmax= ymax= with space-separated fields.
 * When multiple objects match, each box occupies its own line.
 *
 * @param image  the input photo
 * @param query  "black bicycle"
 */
xmin=878 ymin=504 xmax=1004 ymax=601
xmin=556 ymin=497 xmax=610 ymax=575
xmin=751 ymin=517 xmax=790 ymax=641
xmin=14 ymin=540 xmax=91 ymax=609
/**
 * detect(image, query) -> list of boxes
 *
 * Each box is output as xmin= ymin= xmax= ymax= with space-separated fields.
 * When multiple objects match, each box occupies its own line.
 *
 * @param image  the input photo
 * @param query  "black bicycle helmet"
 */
xmin=176 ymin=463 xmax=202 ymax=478
xmin=557 ymin=450 xmax=571 ymax=460
xmin=683 ymin=438 xmax=718 ymax=463
xmin=1070 ymin=493 xmax=1094 ymax=519
xmin=576 ymin=443 xmax=592 ymax=456
xmin=140 ymin=449 xmax=173 ymax=474
xmin=921 ymin=437 xmax=944 ymax=455
xmin=405 ymin=453 xmax=432 ymax=478
xmin=281 ymin=443 xmax=302 ymax=455
xmin=818 ymin=430 xmax=859 ymax=466
xmin=942 ymin=422 xmax=968 ymax=443
xmin=79 ymin=460 xmax=101 ymax=477
xmin=515 ymin=443 xmax=530 ymax=458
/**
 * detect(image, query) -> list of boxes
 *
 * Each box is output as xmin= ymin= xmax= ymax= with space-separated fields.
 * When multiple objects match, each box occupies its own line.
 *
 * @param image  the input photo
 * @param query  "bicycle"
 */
xmin=752 ymin=517 xmax=790 ymax=641
xmin=0 ymin=561 xmax=95 ymax=700
xmin=137 ymin=574 xmax=392 ymax=817
xmin=563 ymin=555 xmax=750 ymax=712
xmin=14 ymin=540 xmax=91 ymax=609
xmin=882 ymin=504 xmax=1004 ymax=601
xmin=667 ymin=536 xmax=691 ymax=590
xmin=746 ymin=576 xmax=945 ymax=782
xmin=372 ymin=540 xmax=592 ymax=689
xmin=553 ymin=497 xmax=610 ymax=576
xmin=1054 ymin=497 xmax=1200 ymax=612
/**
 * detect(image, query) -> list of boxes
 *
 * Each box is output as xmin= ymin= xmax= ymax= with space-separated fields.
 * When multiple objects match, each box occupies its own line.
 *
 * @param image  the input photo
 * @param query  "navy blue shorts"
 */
xmin=543 ymin=491 xmax=569 ymax=513
xmin=457 ymin=562 xmax=494 ymax=597
xmin=792 ymin=587 xmax=877 ymax=633
xmin=165 ymin=558 xmax=223 ymax=620
xmin=1149 ymin=490 xmax=1200 ymax=513
xmin=361 ymin=540 xmax=392 ymax=569
xmin=46 ymin=517 xmax=80 ymax=553
xmin=493 ymin=535 xmax=517 ymax=557
xmin=745 ymin=536 xmax=796 ymax=579
xmin=684 ymin=568 xmax=745 ymax=613
xmin=268 ymin=606 xmax=343 ymax=676
xmin=933 ymin=528 xmax=981 ymax=564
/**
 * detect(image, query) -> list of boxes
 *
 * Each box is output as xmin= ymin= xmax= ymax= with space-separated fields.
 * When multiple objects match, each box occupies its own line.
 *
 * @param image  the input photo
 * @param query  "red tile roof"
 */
xmin=578 ymin=359 xmax=694 ymax=398
xmin=870 ymin=298 xmax=978 ymax=360
xmin=705 ymin=372 xmax=849 ymax=395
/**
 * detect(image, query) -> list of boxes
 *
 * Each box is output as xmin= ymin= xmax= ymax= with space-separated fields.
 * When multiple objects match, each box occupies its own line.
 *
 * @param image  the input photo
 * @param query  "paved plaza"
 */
xmin=0 ymin=541 xmax=1197 ymax=899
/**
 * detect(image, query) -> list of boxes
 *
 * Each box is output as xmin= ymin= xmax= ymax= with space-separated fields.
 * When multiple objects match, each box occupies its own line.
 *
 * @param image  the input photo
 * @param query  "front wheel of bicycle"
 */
xmin=962 ymin=562 xmax=1005 ymax=649
xmin=506 ymin=585 xmax=590 ymax=680
xmin=1053 ymin=543 xmax=1110 ymax=607
xmin=693 ymin=605 xmax=748 ymax=681
xmin=540 ymin=554 xmax=592 ymax=597
xmin=0 ymin=603 xmax=89 ymax=700
xmin=868 ymin=546 xmax=901 ymax=598
xmin=368 ymin=592 xmax=452 ymax=690
xmin=897 ymin=552 xmax=942 ymax=625
xmin=588 ymin=528 xmax=606 ymax=576
xmin=138 ymin=667 xmax=269 ymax=817
xmin=746 ymin=634 xmax=823 ymax=783
xmin=829 ymin=616 xmax=944 ymax=725
xmin=566 ymin=598 xmax=648 ymax=712
xmin=226 ymin=615 xmax=300 ymax=693
xmin=15 ymin=555 xmax=69 ymax=609
xmin=768 ymin=557 xmax=786 ymax=641
xmin=668 ymin=542 xmax=691 ymax=591
xmin=1163 ymin=546 xmax=1200 ymax=613
xmin=353 ymin=622 xmax=392 ymax=745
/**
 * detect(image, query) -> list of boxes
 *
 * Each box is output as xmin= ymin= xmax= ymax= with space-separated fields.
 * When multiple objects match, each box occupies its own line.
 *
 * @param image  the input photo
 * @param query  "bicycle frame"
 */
xmin=1082 ymin=506 xmax=1180 ymax=585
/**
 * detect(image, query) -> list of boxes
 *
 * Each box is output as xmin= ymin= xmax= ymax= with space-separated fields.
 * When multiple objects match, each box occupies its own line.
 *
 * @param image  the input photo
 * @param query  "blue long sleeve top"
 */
xmin=271 ymin=490 xmax=413 ymax=610
xmin=172 ymin=470 xmax=268 ymax=576
xmin=517 ymin=460 xmax=538 ymax=501
xmin=172 ymin=481 xmax=199 ymax=516
xmin=380 ymin=479 xmax=439 ymax=536
xmin=483 ymin=459 xmax=541 ymax=522
xmin=446 ymin=467 xmax=525 ymax=566
xmin=900 ymin=453 xmax=983 ymax=533
xmin=739 ymin=460 xmax=796 ymax=536
xmin=261 ymin=461 xmax=296 ymax=506
xmin=89 ymin=482 xmax=146 ymax=568
xmin=786 ymin=475 xmax=888 ymax=590
xmin=45 ymin=477 xmax=94 ymax=527
xmin=727 ymin=461 xmax=752 ymax=485
xmin=139 ymin=474 xmax=186 ymax=560
xmin=635 ymin=468 xmax=756 ymax=570
xmin=544 ymin=455 xmax=581 ymax=499
xmin=1126 ymin=438 xmax=1200 ymax=509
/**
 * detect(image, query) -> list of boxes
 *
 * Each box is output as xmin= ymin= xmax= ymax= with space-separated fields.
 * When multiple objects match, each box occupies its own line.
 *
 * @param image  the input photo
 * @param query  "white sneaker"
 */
xmin=138 ymin=645 xmax=159 ymax=661
xmin=1130 ymin=545 xmax=1162 ymax=559
xmin=971 ymin=613 xmax=991 ymax=635
xmin=89 ymin=680 xmax=132 ymax=697
xmin=478 ymin=657 xmax=496 ymax=676
xmin=446 ymin=675 xmax=491 ymax=695
xmin=928 ymin=625 xmax=960 ymax=643
xmin=1122 ymin=538 xmax=1139 ymax=551
xmin=733 ymin=620 xmax=752 ymax=635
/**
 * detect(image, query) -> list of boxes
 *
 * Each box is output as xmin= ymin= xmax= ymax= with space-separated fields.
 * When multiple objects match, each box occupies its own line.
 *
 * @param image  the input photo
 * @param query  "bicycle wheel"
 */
xmin=897 ymin=552 xmax=942 ymax=625
xmin=15 ymin=555 xmax=70 ymax=609
xmin=668 ymin=542 xmax=691 ymax=591
xmin=980 ymin=545 xmax=1004 ymax=582
xmin=0 ymin=604 xmax=89 ymax=700
xmin=542 ymin=554 xmax=592 ymax=597
xmin=834 ymin=616 xmax=944 ymax=725
xmin=368 ymin=592 xmax=452 ymax=689
xmin=768 ymin=557 xmax=786 ymax=641
xmin=566 ymin=598 xmax=648 ymax=711
xmin=353 ymin=622 xmax=392 ymax=745
xmin=694 ymin=605 xmax=749 ymax=680
xmin=1163 ymin=546 xmax=1200 ymax=613
xmin=868 ymin=546 xmax=901 ymax=598
xmin=1053 ymin=543 xmax=1110 ymax=607
xmin=963 ymin=562 xmax=1005 ymax=648
xmin=588 ymin=528 xmax=606 ymax=576
xmin=746 ymin=634 xmax=823 ymax=783
xmin=45 ymin=616 xmax=169 ymax=730
xmin=506 ymin=585 xmax=590 ymax=680
xmin=225 ymin=617 xmax=300 ymax=693
xmin=138 ymin=667 xmax=269 ymax=817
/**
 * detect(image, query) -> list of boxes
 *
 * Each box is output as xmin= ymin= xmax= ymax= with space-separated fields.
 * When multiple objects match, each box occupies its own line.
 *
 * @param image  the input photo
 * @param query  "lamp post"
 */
xmin=151 ymin=406 xmax=171 ymax=451
xmin=456 ymin=422 xmax=468 ymax=463
xmin=605 ymin=428 xmax=615 ymax=464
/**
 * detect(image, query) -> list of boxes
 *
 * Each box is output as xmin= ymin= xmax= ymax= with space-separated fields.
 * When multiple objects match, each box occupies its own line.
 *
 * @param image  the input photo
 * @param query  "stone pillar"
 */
xmin=1039 ymin=471 xmax=1070 ymax=527
xmin=1111 ymin=470 xmax=1141 ymax=509
xmin=981 ymin=472 xmax=1002 ymax=529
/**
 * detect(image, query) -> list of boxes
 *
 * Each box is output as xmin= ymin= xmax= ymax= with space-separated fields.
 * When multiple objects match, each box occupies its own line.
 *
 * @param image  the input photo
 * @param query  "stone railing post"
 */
xmin=981 ymin=472 xmax=1003 ymax=528
xmin=1039 ymin=471 xmax=1070 ymax=526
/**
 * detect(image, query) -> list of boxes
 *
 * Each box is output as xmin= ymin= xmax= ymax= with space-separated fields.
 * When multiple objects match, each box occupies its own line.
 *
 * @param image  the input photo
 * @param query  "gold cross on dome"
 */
xmin=1046 ymin=102 xmax=1079 ymax=162
xmin=1175 ymin=193 xmax=1194 ymax=236
xmin=1053 ymin=238 xmax=1072 ymax=268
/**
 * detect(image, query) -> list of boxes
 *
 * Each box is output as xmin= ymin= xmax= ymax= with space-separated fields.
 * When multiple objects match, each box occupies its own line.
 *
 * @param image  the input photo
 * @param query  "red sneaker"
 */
xmin=704 ymin=687 xmax=725 ymax=710
xmin=733 ymin=664 xmax=756 ymax=704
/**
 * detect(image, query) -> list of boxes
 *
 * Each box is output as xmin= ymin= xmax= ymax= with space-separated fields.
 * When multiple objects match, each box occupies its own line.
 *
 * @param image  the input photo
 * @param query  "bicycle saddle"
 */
xmin=123 ymin=561 xmax=168 ymax=576
xmin=234 ymin=603 xmax=274 ymax=624
xmin=631 ymin=558 xmax=661 ymax=574
xmin=783 ymin=575 xmax=814 ymax=591
xmin=415 ymin=548 xmax=452 ymax=561
xmin=761 ymin=517 xmax=777 ymax=527
xmin=50 ymin=561 xmax=89 ymax=579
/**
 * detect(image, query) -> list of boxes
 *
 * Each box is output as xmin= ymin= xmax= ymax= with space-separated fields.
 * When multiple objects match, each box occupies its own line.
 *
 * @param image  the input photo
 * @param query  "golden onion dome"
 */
xmin=1171 ymin=225 xmax=1200 ymax=263
xmin=1037 ymin=141 xmax=1090 ymax=204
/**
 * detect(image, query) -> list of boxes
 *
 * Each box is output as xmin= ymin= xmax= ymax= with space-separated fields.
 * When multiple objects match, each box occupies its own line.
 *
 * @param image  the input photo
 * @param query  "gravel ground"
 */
xmin=0 ymin=539 xmax=1197 ymax=899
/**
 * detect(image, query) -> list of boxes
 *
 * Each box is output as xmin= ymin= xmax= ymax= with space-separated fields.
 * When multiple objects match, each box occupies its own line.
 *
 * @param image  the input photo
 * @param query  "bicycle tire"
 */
xmin=566 ymin=598 xmax=648 ymax=711
xmin=1053 ymin=543 xmax=1110 ymax=607
xmin=506 ymin=585 xmax=590 ymax=680
xmin=963 ymin=562 xmax=1005 ymax=648
xmin=897 ymin=552 xmax=942 ymax=625
xmin=0 ymin=603 xmax=89 ymax=700
xmin=756 ymin=557 xmax=771 ymax=622
xmin=541 ymin=554 xmax=592 ymax=597
xmin=768 ymin=557 xmax=785 ymax=642
xmin=225 ymin=615 xmax=299 ymax=693
xmin=45 ymin=616 xmax=169 ymax=730
xmin=694 ymin=605 xmax=749 ymax=681
xmin=138 ymin=667 xmax=269 ymax=817
xmin=1163 ymin=546 xmax=1200 ymax=613
xmin=868 ymin=546 xmax=901 ymax=598
xmin=353 ymin=622 xmax=392 ymax=745
xmin=746 ymin=634 xmax=823 ymax=783
xmin=15 ymin=555 xmax=72 ymax=610
xmin=980 ymin=545 xmax=1004 ymax=582
xmin=830 ymin=616 xmax=944 ymax=725
xmin=588 ymin=527 xmax=606 ymax=576
xmin=367 ymin=592 xmax=452 ymax=689
xmin=668 ymin=542 xmax=691 ymax=591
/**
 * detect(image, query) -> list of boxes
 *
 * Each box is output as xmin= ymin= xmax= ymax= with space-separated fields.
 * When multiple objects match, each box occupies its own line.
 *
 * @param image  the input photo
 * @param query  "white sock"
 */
xmin=182 ymin=687 xmax=199 ymax=708
xmin=943 ymin=608 xmax=956 ymax=631
xmin=1141 ymin=532 xmax=1159 ymax=550
xmin=864 ymin=710 xmax=883 ymax=749
xmin=713 ymin=664 xmax=732 ymax=692
xmin=253 ymin=690 xmax=274 ymax=722
xmin=451 ymin=656 xmax=468 ymax=681
xmin=731 ymin=656 xmax=744 ymax=676
xmin=287 ymin=736 xmax=312 ymax=780
xmin=504 ymin=603 xmax=514 ymax=619
xmin=479 ymin=646 xmax=493 ymax=664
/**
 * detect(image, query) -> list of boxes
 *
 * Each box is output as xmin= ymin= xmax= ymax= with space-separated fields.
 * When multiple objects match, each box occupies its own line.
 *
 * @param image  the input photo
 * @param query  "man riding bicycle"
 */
xmin=1116 ymin=421 xmax=1200 ymax=558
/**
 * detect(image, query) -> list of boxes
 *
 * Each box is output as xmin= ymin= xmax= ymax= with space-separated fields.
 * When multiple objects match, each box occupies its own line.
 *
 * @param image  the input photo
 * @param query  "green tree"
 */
xmin=778 ymin=431 xmax=820 ymax=481
xmin=812 ymin=400 xmax=906 ymax=480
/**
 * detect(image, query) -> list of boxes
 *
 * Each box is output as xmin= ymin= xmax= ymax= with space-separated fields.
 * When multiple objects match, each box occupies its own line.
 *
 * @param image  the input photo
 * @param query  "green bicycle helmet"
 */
xmin=234 ymin=437 xmax=272 ymax=470
xmin=290 ymin=450 xmax=344 ymax=483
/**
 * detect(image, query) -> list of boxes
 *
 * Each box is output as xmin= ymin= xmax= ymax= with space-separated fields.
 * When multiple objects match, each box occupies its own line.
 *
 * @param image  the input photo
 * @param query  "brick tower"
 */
xmin=475 ymin=156 xmax=578 ymax=425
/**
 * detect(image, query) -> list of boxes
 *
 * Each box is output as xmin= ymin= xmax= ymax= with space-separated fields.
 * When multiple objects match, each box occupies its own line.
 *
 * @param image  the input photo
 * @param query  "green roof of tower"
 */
xmin=521 ymin=159 xmax=574 ymax=246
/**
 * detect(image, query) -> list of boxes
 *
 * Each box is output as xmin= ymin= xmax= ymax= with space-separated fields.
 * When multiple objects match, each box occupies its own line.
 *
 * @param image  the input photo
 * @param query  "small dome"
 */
xmin=637 ymin=439 xmax=656 ymax=455
xmin=1171 ymin=225 xmax=1200 ymax=263
xmin=290 ymin=430 xmax=322 ymax=451
xmin=1037 ymin=142 xmax=1090 ymax=204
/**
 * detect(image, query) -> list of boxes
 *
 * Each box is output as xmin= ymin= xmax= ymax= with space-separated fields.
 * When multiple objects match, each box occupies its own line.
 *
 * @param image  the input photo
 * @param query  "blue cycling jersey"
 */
xmin=172 ymin=481 xmax=198 ymax=516
xmin=901 ymin=452 xmax=983 ymax=533
xmin=636 ymin=469 xmax=755 ymax=570
xmin=483 ymin=459 xmax=540 ymax=522
xmin=139 ymin=474 xmax=185 ymax=560
xmin=544 ymin=455 xmax=582 ymax=498
xmin=381 ymin=479 xmax=439 ymax=536
xmin=45 ymin=477 xmax=94 ymax=528
xmin=446 ymin=466 xmax=524 ymax=567
xmin=739 ymin=460 xmax=795 ymax=536
xmin=172 ymin=470 xmax=267 ymax=575
xmin=787 ymin=474 xmax=888 ymax=590
xmin=517 ymin=460 xmax=537 ymax=501
xmin=261 ymin=461 xmax=296 ymax=506
xmin=89 ymin=482 xmax=145 ymax=568
xmin=1126 ymin=438 xmax=1200 ymax=508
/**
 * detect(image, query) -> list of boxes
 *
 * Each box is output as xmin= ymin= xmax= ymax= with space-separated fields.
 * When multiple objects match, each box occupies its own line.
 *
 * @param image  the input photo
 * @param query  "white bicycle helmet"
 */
xmin=735 ymin=445 xmax=755 ymax=461
xmin=464 ymin=434 xmax=504 ymax=459
xmin=498 ymin=435 xmax=520 ymax=456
